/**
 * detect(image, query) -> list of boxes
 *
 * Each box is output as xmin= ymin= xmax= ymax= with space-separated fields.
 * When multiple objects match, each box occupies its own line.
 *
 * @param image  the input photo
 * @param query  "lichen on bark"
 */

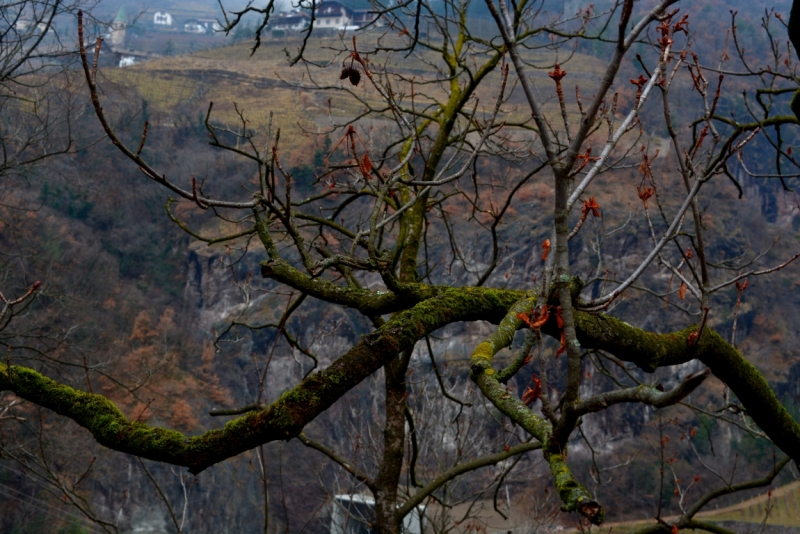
xmin=469 ymin=296 xmax=604 ymax=525
xmin=0 ymin=286 xmax=524 ymax=474
xmin=571 ymin=311 xmax=800 ymax=466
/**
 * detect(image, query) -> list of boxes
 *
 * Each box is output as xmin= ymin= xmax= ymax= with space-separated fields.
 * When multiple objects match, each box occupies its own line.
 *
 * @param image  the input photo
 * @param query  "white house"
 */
xmin=183 ymin=19 xmax=206 ymax=34
xmin=268 ymin=1 xmax=381 ymax=35
xmin=351 ymin=10 xmax=381 ymax=29
xmin=153 ymin=11 xmax=174 ymax=26
xmin=315 ymin=1 xmax=353 ymax=30
xmin=314 ymin=1 xmax=382 ymax=31
xmin=119 ymin=56 xmax=137 ymax=67
xmin=198 ymin=18 xmax=224 ymax=32
xmin=271 ymin=10 xmax=311 ymax=32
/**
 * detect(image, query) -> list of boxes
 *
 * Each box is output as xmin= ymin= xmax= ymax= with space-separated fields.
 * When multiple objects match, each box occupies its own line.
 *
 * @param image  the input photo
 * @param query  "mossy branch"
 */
xmin=0 ymin=287 xmax=522 ymax=474
xmin=260 ymin=258 xmax=443 ymax=316
xmin=574 ymin=369 xmax=710 ymax=416
xmin=568 ymin=311 xmax=800 ymax=466
xmin=469 ymin=295 xmax=536 ymax=375
xmin=469 ymin=296 xmax=604 ymax=525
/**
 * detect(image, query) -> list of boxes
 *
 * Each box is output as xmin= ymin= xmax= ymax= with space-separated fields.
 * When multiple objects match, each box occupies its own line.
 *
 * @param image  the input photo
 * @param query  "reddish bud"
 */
xmin=637 ymin=184 xmax=656 ymax=207
xmin=359 ymin=153 xmax=372 ymax=179
xmin=687 ymin=331 xmax=699 ymax=347
xmin=548 ymin=63 xmax=567 ymax=82
xmin=582 ymin=197 xmax=601 ymax=218
xmin=541 ymin=239 xmax=551 ymax=262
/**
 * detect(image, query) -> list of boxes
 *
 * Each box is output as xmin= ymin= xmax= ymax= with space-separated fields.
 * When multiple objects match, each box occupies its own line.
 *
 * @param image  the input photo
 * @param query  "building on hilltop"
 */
xmin=183 ymin=19 xmax=206 ymax=34
xmin=269 ymin=1 xmax=383 ymax=36
xmin=313 ymin=1 xmax=383 ymax=31
xmin=181 ymin=19 xmax=223 ymax=34
xmin=351 ymin=9 xmax=381 ymax=29
xmin=271 ymin=10 xmax=311 ymax=33
xmin=109 ymin=6 xmax=127 ymax=48
xmin=198 ymin=18 xmax=224 ymax=32
xmin=153 ymin=11 xmax=174 ymax=26
xmin=315 ymin=0 xmax=354 ymax=30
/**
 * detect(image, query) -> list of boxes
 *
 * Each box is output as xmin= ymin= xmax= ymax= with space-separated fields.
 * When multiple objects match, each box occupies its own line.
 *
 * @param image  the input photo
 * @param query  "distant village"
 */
xmin=106 ymin=1 xmax=382 ymax=67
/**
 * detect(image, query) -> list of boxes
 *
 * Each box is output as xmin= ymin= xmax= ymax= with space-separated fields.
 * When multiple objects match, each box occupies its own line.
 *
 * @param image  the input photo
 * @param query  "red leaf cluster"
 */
xmin=518 ymin=306 xmax=568 ymax=358
xmin=548 ymin=63 xmax=567 ymax=83
xmin=541 ymin=239 xmax=551 ymax=262
xmin=517 ymin=305 xmax=549 ymax=329
xmin=630 ymin=74 xmax=648 ymax=88
xmin=637 ymin=184 xmax=656 ymax=207
xmin=554 ymin=307 xmax=566 ymax=358
xmin=574 ymin=148 xmax=599 ymax=173
xmin=735 ymin=278 xmax=749 ymax=293
xmin=687 ymin=331 xmax=699 ymax=347
xmin=359 ymin=153 xmax=372 ymax=179
xmin=582 ymin=197 xmax=601 ymax=218
xmin=522 ymin=373 xmax=542 ymax=405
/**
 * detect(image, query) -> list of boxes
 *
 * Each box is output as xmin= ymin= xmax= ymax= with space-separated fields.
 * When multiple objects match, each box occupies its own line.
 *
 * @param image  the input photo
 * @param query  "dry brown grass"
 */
xmin=98 ymin=31 xmax=636 ymax=165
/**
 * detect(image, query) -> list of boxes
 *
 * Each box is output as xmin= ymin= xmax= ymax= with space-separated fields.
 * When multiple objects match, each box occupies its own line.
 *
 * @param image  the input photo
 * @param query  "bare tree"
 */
xmin=0 ymin=0 xmax=97 ymax=181
xmin=3 ymin=1 xmax=800 ymax=533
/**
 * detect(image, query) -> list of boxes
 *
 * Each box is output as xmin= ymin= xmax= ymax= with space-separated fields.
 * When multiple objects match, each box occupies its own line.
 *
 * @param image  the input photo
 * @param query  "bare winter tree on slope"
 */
xmin=5 ymin=0 xmax=800 ymax=532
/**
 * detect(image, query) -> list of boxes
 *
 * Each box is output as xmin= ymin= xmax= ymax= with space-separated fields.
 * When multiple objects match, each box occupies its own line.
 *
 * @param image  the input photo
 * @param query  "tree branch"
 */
xmin=470 ymin=296 xmax=604 ymax=525
xmin=683 ymin=455 xmax=791 ymax=520
xmin=556 ymin=312 xmax=800 ymax=467
xmin=395 ymin=440 xmax=542 ymax=517
xmin=296 ymin=432 xmax=375 ymax=491
xmin=0 ymin=287 xmax=522 ymax=474
xmin=574 ymin=369 xmax=710 ymax=416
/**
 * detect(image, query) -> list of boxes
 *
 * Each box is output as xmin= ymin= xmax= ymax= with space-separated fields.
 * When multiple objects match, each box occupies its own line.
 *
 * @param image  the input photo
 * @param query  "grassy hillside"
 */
xmin=697 ymin=481 xmax=800 ymax=527
xmin=581 ymin=481 xmax=800 ymax=533
xmin=102 ymin=33 xmax=611 ymax=152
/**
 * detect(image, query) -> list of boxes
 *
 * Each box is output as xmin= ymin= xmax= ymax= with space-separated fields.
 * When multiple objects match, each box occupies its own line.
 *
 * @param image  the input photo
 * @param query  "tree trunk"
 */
xmin=372 ymin=350 xmax=411 ymax=534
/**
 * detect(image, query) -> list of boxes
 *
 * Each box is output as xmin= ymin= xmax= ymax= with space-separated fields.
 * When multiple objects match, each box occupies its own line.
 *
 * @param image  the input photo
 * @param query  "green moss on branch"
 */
xmin=572 ymin=311 xmax=800 ymax=467
xmin=469 ymin=295 xmax=535 ymax=374
xmin=1 ymin=286 xmax=523 ymax=474
xmin=470 ymin=297 xmax=604 ymax=525
xmin=261 ymin=258 xmax=443 ymax=316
